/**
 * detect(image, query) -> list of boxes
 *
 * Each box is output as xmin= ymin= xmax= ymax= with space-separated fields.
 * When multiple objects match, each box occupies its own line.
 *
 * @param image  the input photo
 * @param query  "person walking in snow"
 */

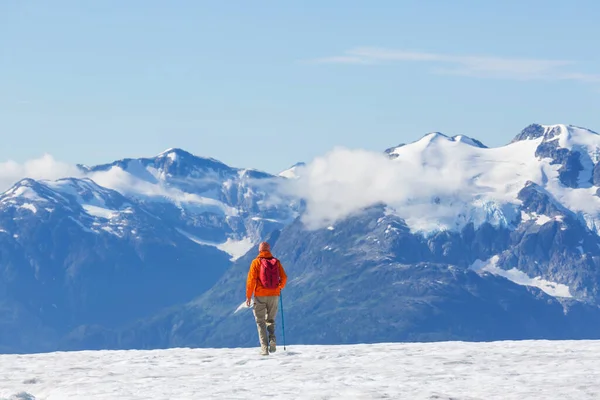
xmin=246 ymin=241 xmax=287 ymax=355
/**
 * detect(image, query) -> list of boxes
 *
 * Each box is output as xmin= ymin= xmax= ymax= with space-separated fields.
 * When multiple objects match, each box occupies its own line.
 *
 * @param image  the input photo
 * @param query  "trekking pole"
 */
xmin=280 ymin=292 xmax=287 ymax=351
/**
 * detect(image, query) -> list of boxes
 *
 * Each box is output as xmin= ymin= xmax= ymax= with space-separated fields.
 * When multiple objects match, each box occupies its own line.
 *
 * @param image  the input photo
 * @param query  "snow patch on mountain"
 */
xmin=279 ymin=162 xmax=306 ymax=179
xmin=471 ymin=256 xmax=573 ymax=298
xmin=42 ymin=180 xmax=140 ymax=236
xmin=452 ymin=135 xmax=487 ymax=148
xmin=18 ymin=203 xmax=37 ymax=213
xmin=82 ymin=205 xmax=118 ymax=219
xmin=163 ymin=150 xmax=179 ymax=163
xmin=218 ymin=237 xmax=255 ymax=260
xmin=177 ymin=229 xmax=254 ymax=261
xmin=251 ymin=216 xmax=281 ymax=223
xmin=9 ymin=186 xmax=44 ymax=201
xmin=520 ymin=212 xmax=561 ymax=226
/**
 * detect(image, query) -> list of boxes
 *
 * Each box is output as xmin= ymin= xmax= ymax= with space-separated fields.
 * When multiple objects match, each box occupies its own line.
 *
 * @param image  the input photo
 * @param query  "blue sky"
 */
xmin=1 ymin=0 xmax=599 ymax=174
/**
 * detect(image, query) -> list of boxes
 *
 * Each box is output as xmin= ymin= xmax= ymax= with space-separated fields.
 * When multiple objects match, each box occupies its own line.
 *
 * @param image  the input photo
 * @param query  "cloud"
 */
xmin=0 ymin=155 xmax=240 ymax=216
xmin=0 ymin=154 xmax=83 ymax=192
xmin=312 ymin=47 xmax=600 ymax=82
xmin=87 ymin=167 xmax=240 ymax=215
xmin=311 ymin=55 xmax=375 ymax=65
xmin=281 ymin=146 xmax=480 ymax=231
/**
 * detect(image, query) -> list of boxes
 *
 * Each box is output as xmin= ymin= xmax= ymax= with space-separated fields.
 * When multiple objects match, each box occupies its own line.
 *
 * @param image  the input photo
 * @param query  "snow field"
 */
xmin=1 ymin=340 xmax=600 ymax=399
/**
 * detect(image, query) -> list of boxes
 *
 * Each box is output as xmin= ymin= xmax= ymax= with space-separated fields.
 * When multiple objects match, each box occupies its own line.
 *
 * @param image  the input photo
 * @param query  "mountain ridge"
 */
xmin=2 ymin=123 xmax=600 ymax=353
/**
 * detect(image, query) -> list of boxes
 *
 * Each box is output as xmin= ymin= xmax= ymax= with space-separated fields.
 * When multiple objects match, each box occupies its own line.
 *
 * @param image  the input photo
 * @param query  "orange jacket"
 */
xmin=246 ymin=250 xmax=287 ymax=299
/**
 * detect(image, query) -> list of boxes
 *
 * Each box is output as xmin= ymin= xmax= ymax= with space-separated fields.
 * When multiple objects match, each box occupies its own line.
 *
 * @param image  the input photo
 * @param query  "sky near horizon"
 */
xmin=1 ymin=0 xmax=600 ymax=175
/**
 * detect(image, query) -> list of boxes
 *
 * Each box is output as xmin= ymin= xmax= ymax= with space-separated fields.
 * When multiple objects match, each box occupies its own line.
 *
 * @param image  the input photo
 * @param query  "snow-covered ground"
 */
xmin=2 ymin=340 xmax=599 ymax=399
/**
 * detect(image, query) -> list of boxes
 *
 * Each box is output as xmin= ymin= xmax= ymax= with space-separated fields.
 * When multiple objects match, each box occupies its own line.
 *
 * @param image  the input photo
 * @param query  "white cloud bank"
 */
xmin=0 ymin=154 xmax=83 ymax=192
xmin=281 ymin=145 xmax=486 ymax=231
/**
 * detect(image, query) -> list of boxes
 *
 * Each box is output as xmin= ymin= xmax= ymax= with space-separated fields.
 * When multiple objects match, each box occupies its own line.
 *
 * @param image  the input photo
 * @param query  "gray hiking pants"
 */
xmin=253 ymin=296 xmax=279 ymax=349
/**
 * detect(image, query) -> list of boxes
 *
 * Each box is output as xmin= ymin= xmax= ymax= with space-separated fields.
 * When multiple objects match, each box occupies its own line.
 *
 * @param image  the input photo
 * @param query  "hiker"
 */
xmin=246 ymin=241 xmax=287 ymax=355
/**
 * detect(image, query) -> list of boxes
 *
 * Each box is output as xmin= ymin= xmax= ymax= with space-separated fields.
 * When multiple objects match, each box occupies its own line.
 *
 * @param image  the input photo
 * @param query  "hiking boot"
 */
xmin=260 ymin=347 xmax=269 ymax=356
xmin=269 ymin=339 xmax=276 ymax=353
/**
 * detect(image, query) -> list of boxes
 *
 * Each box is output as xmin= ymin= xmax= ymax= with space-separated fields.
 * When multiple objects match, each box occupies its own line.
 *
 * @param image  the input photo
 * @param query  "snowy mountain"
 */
xmin=0 ymin=149 xmax=298 ymax=353
xmin=2 ymin=340 xmax=599 ymax=399
xmin=278 ymin=162 xmax=306 ymax=179
xmin=81 ymin=147 xmax=299 ymax=254
xmin=364 ymin=124 xmax=600 ymax=235
xmin=3 ymin=124 xmax=600 ymax=353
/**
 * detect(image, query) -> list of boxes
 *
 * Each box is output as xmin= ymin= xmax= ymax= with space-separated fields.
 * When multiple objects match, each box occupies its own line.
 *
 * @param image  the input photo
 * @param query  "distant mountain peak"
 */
xmin=451 ymin=135 xmax=487 ymax=148
xmin=155 ymin=147 xmax=203 ymax=161
xmin=279 ymin=162 xmax=306 ymax=179
xmin=384 ymin=144 xmax=406 ymax=155
xmin=11 ymin=178 xmax=38 ymax=188
xmin=420 ymin=132 xmax=487 ymax=148
xmin=511 ymin=123 xmax=599 ymax=144
xmin=2 ymin=178 xmax=47 ymax=199
xmin=84 ymin=148 xmax=233 ymax=176
xmin=385 ymin=131 xmax=487 ymax=159
xmin=152 ymin=147 xmax=231 ymax=169
xmin=511 ymin=124 xmax=550 ymax=143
